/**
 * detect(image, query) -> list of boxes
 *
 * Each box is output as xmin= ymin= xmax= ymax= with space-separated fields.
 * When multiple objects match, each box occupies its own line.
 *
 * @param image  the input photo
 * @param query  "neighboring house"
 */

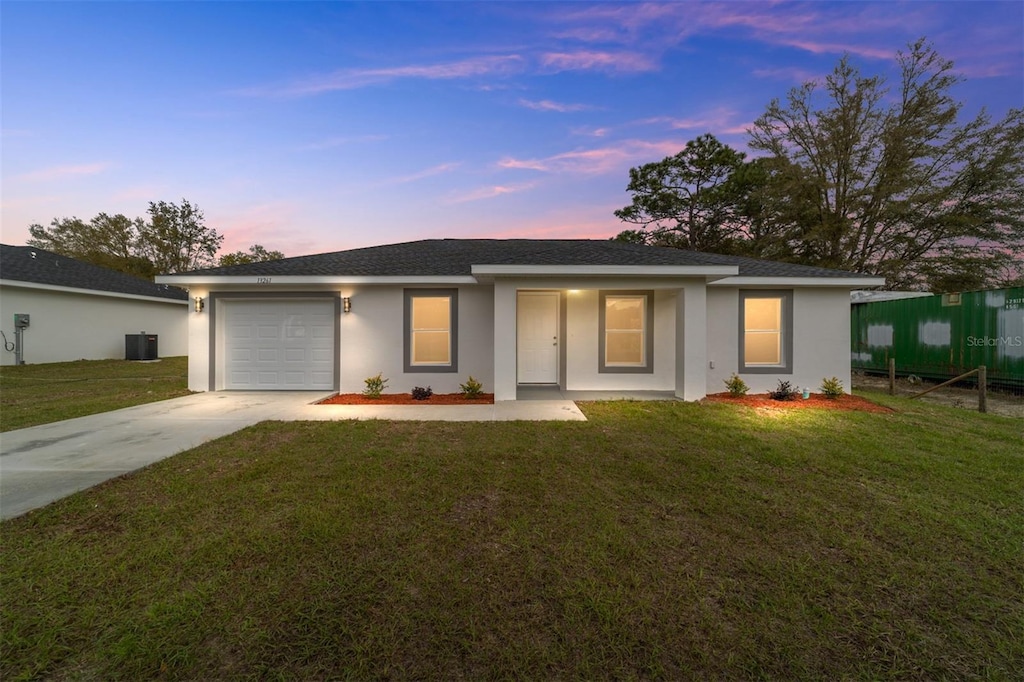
xmin=0 ymin=244 xmax=188 ymax=366
xmin=156 ymin=239 xmax=884 ymax=400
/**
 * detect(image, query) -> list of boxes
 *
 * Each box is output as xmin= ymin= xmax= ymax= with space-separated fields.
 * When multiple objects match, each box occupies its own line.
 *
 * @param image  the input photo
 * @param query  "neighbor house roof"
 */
xmin=0 ymin=244 xmax=188 ymax=301
xmin=168 ymin=239 xmax=876 ymax=280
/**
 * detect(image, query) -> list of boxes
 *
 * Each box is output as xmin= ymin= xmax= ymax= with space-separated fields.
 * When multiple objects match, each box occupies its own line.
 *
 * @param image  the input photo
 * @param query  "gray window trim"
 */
xmin=738 ymin=290 xmax=793 ymax=374
xmin=598 ymin=290 xmax=655 ymax=374
xmin=404 ymin=288 xmax=459 ymax=373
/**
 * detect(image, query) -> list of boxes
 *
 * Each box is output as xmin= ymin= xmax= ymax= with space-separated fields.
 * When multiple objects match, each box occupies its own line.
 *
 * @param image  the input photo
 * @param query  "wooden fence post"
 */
xmin=978 ymin=365 xmax=987 ymax=414
xmin=888 ymin=358 xmax=896 ymax=395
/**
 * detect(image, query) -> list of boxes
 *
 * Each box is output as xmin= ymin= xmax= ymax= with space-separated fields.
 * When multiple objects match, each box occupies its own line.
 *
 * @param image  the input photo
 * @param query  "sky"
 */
xmin=2 ymin=1 xmax=1022 ymax=259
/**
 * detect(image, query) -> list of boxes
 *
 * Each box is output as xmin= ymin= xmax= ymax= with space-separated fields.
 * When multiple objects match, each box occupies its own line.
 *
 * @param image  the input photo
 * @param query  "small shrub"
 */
xmin=820 ymin=376 xmax=844 ymax=399
xmin=411 ymin=386 xmax=433 ymax=401
xmin=769 ymin=380 xmax=797 ymax=401
xmin=363 ymin=373 xmax=388 ymax=398
xmin=460 ymin=375 xmax=484 ymax=399
xmin=723 ymin=373 xmax=749 ymax=397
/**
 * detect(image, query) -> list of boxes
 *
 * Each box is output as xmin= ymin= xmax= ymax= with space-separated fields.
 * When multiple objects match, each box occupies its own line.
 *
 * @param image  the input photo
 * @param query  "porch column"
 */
xmin=493 ymin=280 xmax=517 ymax=401
xmin=675 ymin=282 xmax=708 ymax=401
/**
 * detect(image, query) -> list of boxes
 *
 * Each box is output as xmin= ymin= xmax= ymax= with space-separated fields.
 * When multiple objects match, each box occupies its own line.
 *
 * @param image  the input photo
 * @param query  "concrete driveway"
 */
xmin=0 ymin=392 xmax=585 ymax=520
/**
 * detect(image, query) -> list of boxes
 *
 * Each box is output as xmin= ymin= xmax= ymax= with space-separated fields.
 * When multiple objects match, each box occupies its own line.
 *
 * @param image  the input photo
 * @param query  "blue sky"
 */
xmin=2 ymin=1 xmax=1022 ymax=258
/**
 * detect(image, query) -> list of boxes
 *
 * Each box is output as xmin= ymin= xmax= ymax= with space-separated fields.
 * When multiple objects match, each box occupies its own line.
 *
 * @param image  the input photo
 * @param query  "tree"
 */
xmin=27 ymin=199 xmax=230 ymax=278
xmin=27 ymin=213 xmax=156 ymax=278
xmin=747 ymin=39 xmax=1024 ymax=290
xmin=143 ymin=199 xmax=223 ymax=273
xmin=614 ymin=134 xmax=749 ymax=251
xmin=218 ymin=244 xmax=285 ymax=267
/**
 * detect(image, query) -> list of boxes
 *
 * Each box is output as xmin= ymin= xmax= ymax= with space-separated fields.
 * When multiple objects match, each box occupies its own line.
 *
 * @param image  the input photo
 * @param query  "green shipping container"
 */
xmin=851 ymin=287 xmax=1024 ymax=391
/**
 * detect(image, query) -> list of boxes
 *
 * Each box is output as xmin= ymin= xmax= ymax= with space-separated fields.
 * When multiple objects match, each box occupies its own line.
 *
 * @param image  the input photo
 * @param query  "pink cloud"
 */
xmin=539 ymin=50 xmax=657 ymax=74
xmin=382 ymin=163 xmax=461 ymax=186
xmin=571 ymin=125 xmax=611 ymax=138
xmin=518 ymin=98 xmax=594 ymax=112
xmin=752 ymin=66 xmax=822 ymax=83
xmin=636 ymin=108 xmax=753 ymax=138
xmin=475 ymin=202 xmax=627 ymax=240
xmin=444 ymin=182 xmax=536 ymax=204
xmin=210 ymin=201 xmax=304 ymax=255
xmin=778 ymin=39 xmax=895 ymax=60
xmin=238 ymin=55 xmax=526 ymax=97
xmin=545 ymin=2 xmax=921 ymax=62
xmin=19 ymin=162 xmax=110 ymax=182
xmin=498 ymin=139 xmax=687 ymax=176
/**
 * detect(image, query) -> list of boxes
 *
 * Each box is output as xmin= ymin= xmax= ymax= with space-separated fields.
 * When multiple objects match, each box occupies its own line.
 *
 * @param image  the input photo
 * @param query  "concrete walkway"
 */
xmin=0 ymin=392 xmax=585 ymax=521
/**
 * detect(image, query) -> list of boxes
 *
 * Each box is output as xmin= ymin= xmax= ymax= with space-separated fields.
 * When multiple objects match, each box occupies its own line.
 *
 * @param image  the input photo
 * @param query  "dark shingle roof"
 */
xmin=1 ymin=244 xmax=188 ymax=301
xmin=176 ymin=239 xmax=873 ymax=279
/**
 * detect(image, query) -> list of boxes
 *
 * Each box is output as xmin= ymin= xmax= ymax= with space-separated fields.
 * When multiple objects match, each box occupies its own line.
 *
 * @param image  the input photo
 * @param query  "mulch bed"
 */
xmin=703 ymin=392 xmax=893 ymax=413
xmin=318 ymin=393 xmax=495 ymax=405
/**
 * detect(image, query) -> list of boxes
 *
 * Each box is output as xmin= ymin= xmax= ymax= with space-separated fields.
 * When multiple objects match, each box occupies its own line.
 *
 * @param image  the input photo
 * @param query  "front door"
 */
xmin=517 ymin=292 xmax=559 ymax=384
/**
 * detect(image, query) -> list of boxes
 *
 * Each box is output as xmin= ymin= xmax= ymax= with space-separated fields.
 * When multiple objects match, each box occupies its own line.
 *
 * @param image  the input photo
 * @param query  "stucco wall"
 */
xmin=340 ymin=284 xmax=494 ymax=395
xmin=706 ymin=286 xmax=853 ymax=394
xmin=186 ymin=284 xmax=494 ymax=393
xmin=0 ymin=285 xmax=187 ymax=366
xmin=564 ymin=289 xmax=677 ymax=391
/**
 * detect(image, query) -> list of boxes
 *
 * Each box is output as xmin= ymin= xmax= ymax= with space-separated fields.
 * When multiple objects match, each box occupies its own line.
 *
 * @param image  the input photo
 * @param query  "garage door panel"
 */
xmin=310 ymin=370 xmax=333 ymax=384
xmin=223 ymin=300 xmax=336 ymax=390
xmin=284 ymin=348 xmax=306 ymax=362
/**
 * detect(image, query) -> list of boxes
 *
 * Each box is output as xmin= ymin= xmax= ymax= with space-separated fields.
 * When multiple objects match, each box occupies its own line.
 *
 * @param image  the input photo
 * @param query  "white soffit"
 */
xmin=710 ymin=276 xmax=887 ymax=287
xmin=470 ymin=265 xmax=739 ymax=278
xmin=155 ymin=275 xmax=478 ymax=286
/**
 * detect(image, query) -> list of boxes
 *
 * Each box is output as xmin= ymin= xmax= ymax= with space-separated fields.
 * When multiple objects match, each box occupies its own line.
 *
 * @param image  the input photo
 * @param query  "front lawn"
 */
xmin=2 ymin=396 xmax=1021 ymax=679
xmin=0 ymin=357 xmax=190 ymax=431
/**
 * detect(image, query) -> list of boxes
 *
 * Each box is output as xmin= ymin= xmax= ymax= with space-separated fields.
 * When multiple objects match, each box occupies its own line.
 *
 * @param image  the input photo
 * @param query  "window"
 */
xmin=599 ymin=291 xmax=654 ymax=373
xmin=739 ymin=291 xmax=792 ymax=373
xmin=404 ymin=289 xmax=458 ymax=372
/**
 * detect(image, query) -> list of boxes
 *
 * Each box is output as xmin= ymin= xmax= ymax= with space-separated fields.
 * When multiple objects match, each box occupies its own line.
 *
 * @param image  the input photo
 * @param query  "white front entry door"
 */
xmin=517 ymin=292 xmax=559 ymax=384
xmin=222 ymin=299 xmax=335 ymax=390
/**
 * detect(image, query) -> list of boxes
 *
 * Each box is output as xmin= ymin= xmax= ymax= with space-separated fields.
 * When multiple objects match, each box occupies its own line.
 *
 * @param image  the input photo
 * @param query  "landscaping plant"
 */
xmin=723 ymin=373 xmax=749 ymax=397
xmin=362 ymin=373 xmax=388 ymax=398
xmin=460 ymin=376 xmax=484 ymax=399
xmin=411 ymin=386 xmax=433 ymax=401
xmin=768 ymin=380 xmax=797 ymax=401
xmin=820 ymin=376 xmax=845 ymax=399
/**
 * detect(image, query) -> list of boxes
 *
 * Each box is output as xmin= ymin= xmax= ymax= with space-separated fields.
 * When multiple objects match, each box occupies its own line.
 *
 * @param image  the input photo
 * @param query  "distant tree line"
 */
xmin=614 ymin=40 xmax=1024 ymax=292
xmin=26 ymin=198 xmax=284 ymax=279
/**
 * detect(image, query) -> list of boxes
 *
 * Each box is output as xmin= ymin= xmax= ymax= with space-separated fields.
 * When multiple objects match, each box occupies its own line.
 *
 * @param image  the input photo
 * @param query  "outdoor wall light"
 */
xmin=194 ymin=296 xmax=205 ymax=313
xmin=343 ymin=296 xmax=352 ymax=313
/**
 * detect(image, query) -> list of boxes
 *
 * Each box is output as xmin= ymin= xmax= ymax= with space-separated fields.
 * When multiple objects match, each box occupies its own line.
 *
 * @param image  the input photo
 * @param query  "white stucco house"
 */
xmin=0 ymin=244 xmax=188 ymax=366
xmin=156 ymin=239 xmax=884 ymax=400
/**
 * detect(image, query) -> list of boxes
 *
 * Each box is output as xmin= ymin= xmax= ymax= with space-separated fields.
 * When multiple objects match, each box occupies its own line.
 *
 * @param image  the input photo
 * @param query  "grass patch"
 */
xmin=0 ymin=357 xmax=190 ymax=431
xmin=2 ymin=394 xmax=1021 ymax=679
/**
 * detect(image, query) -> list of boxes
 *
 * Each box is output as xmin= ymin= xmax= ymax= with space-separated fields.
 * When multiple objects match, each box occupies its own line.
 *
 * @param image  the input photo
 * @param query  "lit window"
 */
xmin=412 ymin=297 xmax=450 ymax=365
xmin=404 ymin=290 xmax=458 ymax=372
xmin=740 ymin=291 xmax=792 ymax=373
xmin=599 ymin=291 xmax=653 ymax=373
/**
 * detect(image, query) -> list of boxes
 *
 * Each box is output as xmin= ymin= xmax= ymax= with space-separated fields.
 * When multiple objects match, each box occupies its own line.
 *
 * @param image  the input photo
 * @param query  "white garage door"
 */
xmin=222 ymin=299 xmax=335 ymax=390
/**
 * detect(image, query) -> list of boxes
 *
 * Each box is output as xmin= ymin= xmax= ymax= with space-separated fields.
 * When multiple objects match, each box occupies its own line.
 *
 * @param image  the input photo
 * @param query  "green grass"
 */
xmin=2 ymin=394 xmax=1021 ymax=679
xmin=0 ymin=357 xmax=190 ymax=431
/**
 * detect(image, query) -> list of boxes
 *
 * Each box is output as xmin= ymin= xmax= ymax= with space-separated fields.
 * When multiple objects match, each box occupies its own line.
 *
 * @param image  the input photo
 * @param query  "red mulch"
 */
xmin=317 ymin=393 xmax=495 ymax=405
xmin=703 ymin=392 xmax=893 ymax=413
